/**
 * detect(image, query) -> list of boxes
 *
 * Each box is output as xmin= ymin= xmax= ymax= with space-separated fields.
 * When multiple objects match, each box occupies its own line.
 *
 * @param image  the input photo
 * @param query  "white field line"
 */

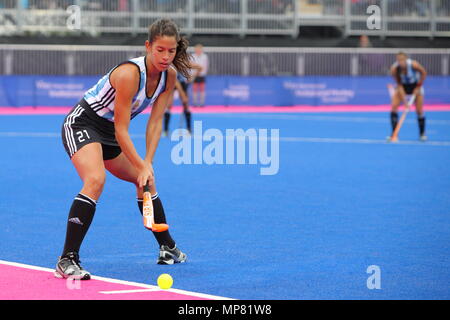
xmin=0 ymin=259 xmax=234 ymax=300
xmin=205 ymin=113 xmax=450 ymax=125
xmin=1 ymin=131 xmax=449 ymax=146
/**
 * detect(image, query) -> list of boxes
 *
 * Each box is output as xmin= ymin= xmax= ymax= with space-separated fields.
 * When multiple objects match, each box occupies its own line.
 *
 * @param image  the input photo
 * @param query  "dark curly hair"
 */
xmin=148 ymin=19 xmax=192 ymax=79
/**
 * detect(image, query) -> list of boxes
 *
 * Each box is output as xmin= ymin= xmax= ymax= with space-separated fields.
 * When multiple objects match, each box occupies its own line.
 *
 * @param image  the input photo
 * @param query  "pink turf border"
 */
xmin=0 ymin=260 xmax=229 ymax=300
xmin=1 ymin=105 xmax=450 ymax=115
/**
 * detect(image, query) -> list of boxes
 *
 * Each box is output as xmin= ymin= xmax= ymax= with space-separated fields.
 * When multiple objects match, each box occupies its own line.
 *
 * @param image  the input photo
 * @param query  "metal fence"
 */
xmin=1 ymin=44 xmax=449 ymax=76
xmin=0 ymin=0 xmax=449 ymax=37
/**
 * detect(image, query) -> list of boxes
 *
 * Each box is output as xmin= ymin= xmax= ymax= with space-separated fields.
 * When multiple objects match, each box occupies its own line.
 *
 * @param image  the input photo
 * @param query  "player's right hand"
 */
xmin=137 ymin=163 xmax=154 ymax=188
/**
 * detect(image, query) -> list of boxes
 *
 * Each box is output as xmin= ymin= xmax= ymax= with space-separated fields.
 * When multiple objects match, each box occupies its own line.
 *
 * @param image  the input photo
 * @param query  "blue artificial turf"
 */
xmin=0 ymin=111 xmax=449 ymax=299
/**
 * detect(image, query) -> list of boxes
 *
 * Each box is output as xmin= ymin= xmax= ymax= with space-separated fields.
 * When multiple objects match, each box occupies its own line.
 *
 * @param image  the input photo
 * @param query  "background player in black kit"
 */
xmin=164 ymin=63 xmax=202 ymax=136
xmin=56 ymin=19 xmax=191 ymax=280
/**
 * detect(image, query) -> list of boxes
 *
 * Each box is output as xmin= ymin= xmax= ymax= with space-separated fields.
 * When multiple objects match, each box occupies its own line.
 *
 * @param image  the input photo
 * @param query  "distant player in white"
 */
xmin=192 ymin=44 xmax=208 ymax=107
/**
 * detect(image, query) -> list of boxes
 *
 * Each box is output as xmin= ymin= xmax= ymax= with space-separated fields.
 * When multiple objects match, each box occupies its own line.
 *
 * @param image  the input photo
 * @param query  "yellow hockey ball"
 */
xmin=157 ymin=273 xmax=173 ymax=290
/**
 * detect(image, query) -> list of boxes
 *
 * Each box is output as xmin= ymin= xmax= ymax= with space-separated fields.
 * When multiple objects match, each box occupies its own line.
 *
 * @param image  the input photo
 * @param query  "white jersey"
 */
xmin=83 ymin=56 xmax=167 ymax=122
xmin=392 ymin=58 xmax=420 ymax=85
xmin=192 ymin=52 xmax=209 ymax=77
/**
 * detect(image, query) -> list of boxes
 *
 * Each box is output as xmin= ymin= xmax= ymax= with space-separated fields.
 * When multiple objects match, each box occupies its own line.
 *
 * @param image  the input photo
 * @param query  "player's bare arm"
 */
xmin=175 ymin=79 xmax=189 ymax=105
xmin=110 ymin=64 xmax=152 ymax=187
xmin=412 ymin=60 xmax=427 ymax=91
xmin=143 ymin=66 xmax=176 ymax=177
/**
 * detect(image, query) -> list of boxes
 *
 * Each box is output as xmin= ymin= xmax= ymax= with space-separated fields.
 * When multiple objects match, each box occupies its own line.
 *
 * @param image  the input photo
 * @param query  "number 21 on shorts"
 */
xmin=76 ymin=130 xmax=91 ymax=143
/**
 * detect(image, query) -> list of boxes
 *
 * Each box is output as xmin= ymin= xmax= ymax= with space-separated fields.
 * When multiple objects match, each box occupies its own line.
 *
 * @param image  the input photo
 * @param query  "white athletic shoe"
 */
xmin=54 ymin=252 xmax=91 ymax=280
xmin=157 ymin=245 xmax=187 ymax=265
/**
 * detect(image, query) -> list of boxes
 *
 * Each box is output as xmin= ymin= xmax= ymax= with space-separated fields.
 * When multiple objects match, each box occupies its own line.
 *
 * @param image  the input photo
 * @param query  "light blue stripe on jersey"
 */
xmin=83 ymin=56 xmax=168 ymax=122
xmin=177 ymin=72 xmax=187 ymax=83
xmin=400 ymin=59 xmax=419 ymax=85
xmin=84 ymin=75 xmax=109 ymax=102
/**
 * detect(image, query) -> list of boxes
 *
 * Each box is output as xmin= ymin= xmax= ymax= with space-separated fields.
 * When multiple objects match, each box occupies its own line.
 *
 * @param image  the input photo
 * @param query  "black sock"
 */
xmin=62 ymin=193 xmax=96 ymax=257
xmin=137 ymin=194 xmax=175 ymax=248
xmin=184 ymin=110 xmax=192 ymax=132
xmin=418 ymin=116 xmax=426 ymax=136
xmin=390 ymin=112 xmax=399 ymax=133
xmin=164 ymin=111 xmax=171 ymax=132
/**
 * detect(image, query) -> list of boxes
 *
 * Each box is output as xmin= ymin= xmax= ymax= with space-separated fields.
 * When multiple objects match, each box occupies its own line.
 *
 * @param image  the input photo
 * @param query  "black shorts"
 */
xmin=178 ymin=81 xmax=189 ymax=93
xmin=402 ymin=83 xmax=418 ymax=95
xmin=61 ymin=99 xmax=122 ymax=160
xmin=194 ymin=76 xmax=206 ymax=84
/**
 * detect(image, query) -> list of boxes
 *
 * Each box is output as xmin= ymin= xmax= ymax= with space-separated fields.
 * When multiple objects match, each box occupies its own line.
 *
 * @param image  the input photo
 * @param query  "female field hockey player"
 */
xmin=389 ymin=52 xmax=428 ymax=141
xmin=56 ymin=19 xmax=190 ymax=280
